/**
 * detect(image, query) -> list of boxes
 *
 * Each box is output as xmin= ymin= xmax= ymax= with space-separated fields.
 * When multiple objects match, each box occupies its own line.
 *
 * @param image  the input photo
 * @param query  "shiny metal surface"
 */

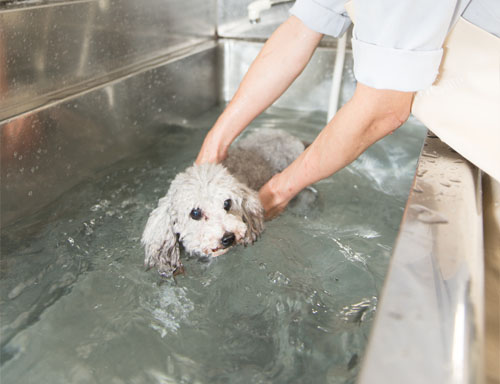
xmin=0 ymin=0 xmax=216 ymax=121
xmin=0 ymin=2 xmax=488 ymax=377
xmin=359 ymin=133 xmax=485 ymax=384
xmin=220 ymin=39 xmax=355 ymax=111
xmin=218 ymin=0 xmax=292 ymax=39
xmin=483 ymin=174 xmax=500 ymax=384
xmin=1 ymin=42 xmax=218 ymax=227
xmin=2 ymin=38 xmax=353 ymax=227
xmin=217 ymin=0 xmax=339 ymax=45
xmin=247 ymin=0 xmax=295 ymax=24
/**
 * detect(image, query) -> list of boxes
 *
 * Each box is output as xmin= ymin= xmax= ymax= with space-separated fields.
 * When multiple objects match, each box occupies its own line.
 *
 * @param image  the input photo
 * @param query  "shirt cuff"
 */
xmin=352 ymin=37 xmax=444 ymax=91
xmin=290 ymin=0 xmax=351 ymax=38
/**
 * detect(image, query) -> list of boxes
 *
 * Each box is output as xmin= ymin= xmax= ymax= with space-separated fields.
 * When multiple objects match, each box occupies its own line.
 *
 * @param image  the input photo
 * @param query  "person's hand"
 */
xmin=195 ymin=129 xmax=228 ymax=165
xmin=196 ymin=16 xmax=322 ymax=165
xmin=259 ymin=174 xmax=294 ymax=220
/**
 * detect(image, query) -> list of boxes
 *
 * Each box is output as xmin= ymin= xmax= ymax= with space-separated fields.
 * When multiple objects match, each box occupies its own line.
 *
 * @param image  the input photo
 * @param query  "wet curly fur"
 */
xmin=141 ymin=128 xmax=304 ymax=276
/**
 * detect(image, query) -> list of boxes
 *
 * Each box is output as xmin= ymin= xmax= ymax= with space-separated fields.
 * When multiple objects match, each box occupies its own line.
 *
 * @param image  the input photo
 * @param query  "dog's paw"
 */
xmin=243 ymin=215 xmax=264 ymax=245
xmin=144 ymin=240 xmax=183 ymax=278
xmin=145 ymin=255 xmax=184 ymax=278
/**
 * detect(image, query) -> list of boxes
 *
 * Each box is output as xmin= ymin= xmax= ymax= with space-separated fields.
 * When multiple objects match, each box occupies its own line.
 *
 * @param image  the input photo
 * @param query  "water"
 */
xmin=0 ymin=106 xmax=426 ymax=384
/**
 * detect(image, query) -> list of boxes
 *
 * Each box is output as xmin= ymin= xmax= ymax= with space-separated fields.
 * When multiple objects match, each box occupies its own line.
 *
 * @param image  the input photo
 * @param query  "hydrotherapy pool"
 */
xmin=0 ymin=38 xmax=428 ymax=382
xmin=0 ymin=106 xmax=426 ymax=384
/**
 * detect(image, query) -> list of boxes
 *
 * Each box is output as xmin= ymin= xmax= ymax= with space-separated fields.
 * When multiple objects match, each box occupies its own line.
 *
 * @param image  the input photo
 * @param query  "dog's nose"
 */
xmin=221 ymin=232 xmax=235 ymax=248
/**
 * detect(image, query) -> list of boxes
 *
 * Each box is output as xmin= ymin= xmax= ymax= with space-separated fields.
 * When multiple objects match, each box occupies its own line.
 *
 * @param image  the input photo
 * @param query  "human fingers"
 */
xmin=195 ymin=131 xmax=227 ymax=165
xmin=259 ymin=181 xmax=289 ymax=221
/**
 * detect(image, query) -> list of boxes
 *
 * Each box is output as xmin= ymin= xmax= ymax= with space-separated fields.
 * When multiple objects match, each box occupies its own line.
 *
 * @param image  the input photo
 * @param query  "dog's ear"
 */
xmin=239 ymin=184 xmax=265 ymax=244
xmin=141 ymin=193 xmax=182 ymax=276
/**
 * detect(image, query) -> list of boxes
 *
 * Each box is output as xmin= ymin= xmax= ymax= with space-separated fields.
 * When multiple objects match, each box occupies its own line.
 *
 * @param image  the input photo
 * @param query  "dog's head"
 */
xmin=141 ymin=163 xmax=264 ymax=276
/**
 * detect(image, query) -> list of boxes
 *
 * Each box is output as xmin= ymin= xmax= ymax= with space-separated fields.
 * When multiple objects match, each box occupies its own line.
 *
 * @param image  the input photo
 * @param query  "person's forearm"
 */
xmin=210 ymin=16 xmax=323 ymax=152
xmin=261 ymin=83 xmax=415 ymax=217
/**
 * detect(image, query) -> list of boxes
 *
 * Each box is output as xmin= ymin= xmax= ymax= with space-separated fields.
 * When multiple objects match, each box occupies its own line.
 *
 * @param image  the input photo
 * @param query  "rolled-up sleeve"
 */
xmin=293 ymin=0 xmax=472 ymax=91
xmin=290 ymin=0 xmax=352 ymax=38
xmin=351 ymin=0 xmax=470 ymax=91
xmin=351 ymin=39 xmax=444 ymax=91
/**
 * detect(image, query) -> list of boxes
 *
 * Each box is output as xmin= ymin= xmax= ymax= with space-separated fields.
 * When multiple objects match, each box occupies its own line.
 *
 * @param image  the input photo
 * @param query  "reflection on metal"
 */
xmin=327 ymin=31 xmax=347 ymax=122
xmin=482 ymin=174 xmax=500 ymax=384
xmin=0 ymin=1 xmax=488 ymax=379
xmin=218 ymin=0 xmax=297 ymax=41
xmin=1 ymin=42 xmax=218 ymax=227
xmin=359 ymin=132 xmax=485 ymax=384
xmin=247 ymin=0 xmax=295 ymax=24
xmin=0 ymin=0 xmax=216 ymax=121
xmin=1 ymin=38 xmax=354 ymax=228
xmin=220 ymin=39 xmax=355 ymax=112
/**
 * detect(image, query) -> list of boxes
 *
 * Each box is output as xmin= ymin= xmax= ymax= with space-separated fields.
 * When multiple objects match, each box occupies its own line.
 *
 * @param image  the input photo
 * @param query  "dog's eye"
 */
xmin=190 ymin=208 xmax=202 ymax=220
xmin=224 ymin=199 xmax=232 ymax=211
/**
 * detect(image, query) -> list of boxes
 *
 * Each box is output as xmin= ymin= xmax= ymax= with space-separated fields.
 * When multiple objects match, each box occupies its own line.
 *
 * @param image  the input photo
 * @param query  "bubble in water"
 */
xmin=90 ymin=199 xmax=110 ymax=212
xmin=83 ymin=222 xmax=94 ymax=236
xmin=269 ymin=271 xmax=290 ymax=286
xmin=148 ymin=287 xmax=194 ymax=337
xmin=340 ymin=297 xmax=377 ymax=323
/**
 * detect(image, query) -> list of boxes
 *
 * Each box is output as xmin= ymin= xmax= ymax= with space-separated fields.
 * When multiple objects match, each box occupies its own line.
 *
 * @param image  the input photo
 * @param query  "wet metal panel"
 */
xmin=0 ymin=0 xmax=216 ymax=120
xmin=219 ymin=39 xmax=355 ymax=112
xmin=218 ymin=0 xmax=294 ymax=39
xmin=1 ymin=43 xmax=218 ymax=227
xmin=217 ymin=0 xmax=341 ymax=46
xmin=359 ymin=133 xmax=484 ymax=384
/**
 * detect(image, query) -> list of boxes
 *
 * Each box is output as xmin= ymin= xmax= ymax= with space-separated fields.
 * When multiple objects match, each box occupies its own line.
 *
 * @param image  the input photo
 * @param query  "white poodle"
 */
xmin=141 ymin=128 xmax=305 ymax=277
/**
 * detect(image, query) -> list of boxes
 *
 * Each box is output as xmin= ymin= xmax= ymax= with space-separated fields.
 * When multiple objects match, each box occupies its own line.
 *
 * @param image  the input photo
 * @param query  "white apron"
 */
xmin=345 ymin=1 xmax=500 ymax=182
xmin=412 ymin=17 xmax=500 ymax=182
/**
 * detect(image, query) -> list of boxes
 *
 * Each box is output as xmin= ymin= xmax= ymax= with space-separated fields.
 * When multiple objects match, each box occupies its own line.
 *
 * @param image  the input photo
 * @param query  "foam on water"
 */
xmin=0 ymin=106 xmax=426 ymax=383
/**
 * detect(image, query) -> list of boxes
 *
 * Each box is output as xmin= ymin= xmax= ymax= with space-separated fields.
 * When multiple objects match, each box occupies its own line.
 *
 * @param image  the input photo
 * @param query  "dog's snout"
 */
xmin=221 ymin=232 xmax=236 ymax=248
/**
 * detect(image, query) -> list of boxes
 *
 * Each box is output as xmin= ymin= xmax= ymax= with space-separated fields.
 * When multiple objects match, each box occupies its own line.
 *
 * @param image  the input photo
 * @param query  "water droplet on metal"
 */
xmin=417 ymin=169 xmax=428 ymax=177
xmin=422 ymin=151 xmax=439 ymax=158
xmin=411 ymin=204 xmax=449 ymax=224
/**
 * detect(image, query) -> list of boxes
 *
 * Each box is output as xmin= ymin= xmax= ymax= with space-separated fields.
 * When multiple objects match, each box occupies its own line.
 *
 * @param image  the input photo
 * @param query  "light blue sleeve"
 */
xmin=292 ymin=0 xmax=473 ymax=91
xmin=351 ymin=0 xmax=470 ymax=91
xmin=463 ymin=0 xmax=500 ymax=38
xmin=289 ymin=0 xmax=351 ymax=38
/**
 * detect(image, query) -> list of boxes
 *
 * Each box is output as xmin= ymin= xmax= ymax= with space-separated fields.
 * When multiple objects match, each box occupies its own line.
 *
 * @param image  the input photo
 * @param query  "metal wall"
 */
xmin=218 ymin=0 xmax=294 ymax=39
xmin=219 ymin=39 xmax=355 ymax=111
xmin=359 ymin=133 xmax=486 ymax=384
xmin=1 ymin=43 xmax=218 ymax=227
xmin=217 ymin=0 xmax=338 ymax=44
xmin=0 ymin=0 xmax=218 ymax=227
xmin=0 ymin=0 xmax=216 ymax=121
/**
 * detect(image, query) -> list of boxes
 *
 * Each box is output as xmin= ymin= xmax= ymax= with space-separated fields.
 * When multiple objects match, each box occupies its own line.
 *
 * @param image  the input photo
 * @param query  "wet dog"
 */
xmin=141 ymin=129 xmax=304 ymax=276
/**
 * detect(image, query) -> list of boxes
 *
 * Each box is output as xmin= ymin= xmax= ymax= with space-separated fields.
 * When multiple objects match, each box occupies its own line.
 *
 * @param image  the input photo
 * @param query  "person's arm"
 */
xmin=259 ymin=82 xmax=415 ymax=219
xmin=196 ymin=16 xmax=323 ymax=165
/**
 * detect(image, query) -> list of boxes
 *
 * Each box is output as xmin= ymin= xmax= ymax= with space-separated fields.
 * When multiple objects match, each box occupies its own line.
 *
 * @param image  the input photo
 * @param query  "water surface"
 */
xmin=1 ymin=106 xmax=426 ymax=383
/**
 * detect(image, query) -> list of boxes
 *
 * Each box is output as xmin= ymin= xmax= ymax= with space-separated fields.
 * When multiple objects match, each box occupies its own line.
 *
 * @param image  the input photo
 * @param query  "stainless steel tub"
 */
xmin=1 ymin=1 xmax=497 ymax=382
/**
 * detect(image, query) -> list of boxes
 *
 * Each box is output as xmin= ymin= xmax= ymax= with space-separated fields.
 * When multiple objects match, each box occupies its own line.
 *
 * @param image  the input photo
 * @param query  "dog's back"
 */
xmin=223 ymin=129 xmax=305 ymax=190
